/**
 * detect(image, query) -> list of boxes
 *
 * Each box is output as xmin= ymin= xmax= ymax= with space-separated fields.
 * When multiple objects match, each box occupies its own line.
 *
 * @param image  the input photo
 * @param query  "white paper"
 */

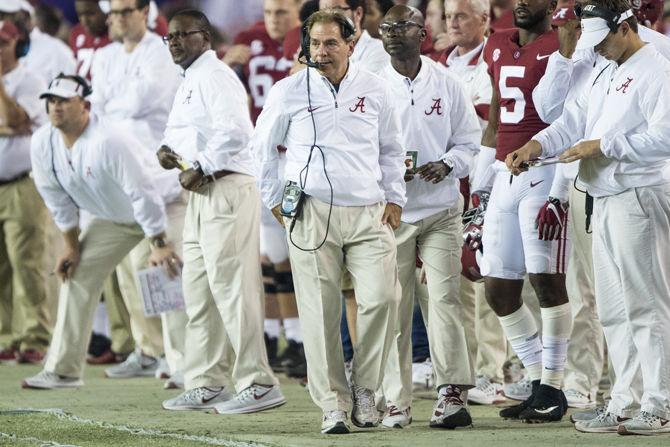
xmin=136 ymin=266 xmax=185 ymax=317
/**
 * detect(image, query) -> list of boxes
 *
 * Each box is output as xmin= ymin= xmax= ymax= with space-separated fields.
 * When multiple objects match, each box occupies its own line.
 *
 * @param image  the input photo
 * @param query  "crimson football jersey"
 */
xmin=234 ymin=23 xmax=294 ymax=124
xmin=483 ymin=28 xmax=558 ymax=161
xmin=69 ymin=24 xmax=111 ymax=80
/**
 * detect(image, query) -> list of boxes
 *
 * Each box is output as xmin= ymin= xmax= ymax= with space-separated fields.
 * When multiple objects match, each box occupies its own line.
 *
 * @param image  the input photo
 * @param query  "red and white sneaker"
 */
xmin=382 ymin=405 xmax=412 ymax=428
xmin=17 ymin=349 xmax=45 ymax=365
xmin=0 ymin=348 xmax=17 ymax=363
xmin=618 ymin=411 xmax=670 ymax=435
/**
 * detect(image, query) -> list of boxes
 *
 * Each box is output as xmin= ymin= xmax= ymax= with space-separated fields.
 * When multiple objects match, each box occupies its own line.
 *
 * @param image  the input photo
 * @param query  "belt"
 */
xmin=211 ymin=169 xmax=235 ymax=180
xmin=0 ymin=171 xmax=29 ymax=187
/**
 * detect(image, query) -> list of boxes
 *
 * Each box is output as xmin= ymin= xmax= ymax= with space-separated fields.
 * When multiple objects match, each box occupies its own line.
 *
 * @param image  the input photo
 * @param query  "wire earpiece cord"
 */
xmin=289 ymin=67 xmax=334 ymax=252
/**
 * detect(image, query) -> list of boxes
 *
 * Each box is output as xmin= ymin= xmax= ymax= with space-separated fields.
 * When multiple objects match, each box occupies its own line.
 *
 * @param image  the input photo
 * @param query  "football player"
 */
xmin=477 ymin=0 xmax=572 ymax=423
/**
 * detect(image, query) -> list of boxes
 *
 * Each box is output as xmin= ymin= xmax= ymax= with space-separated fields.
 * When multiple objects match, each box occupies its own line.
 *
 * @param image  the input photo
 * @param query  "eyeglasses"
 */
xmin=109 ymin=7 xmax=140 ymax=17
xmin=162 ymin=30 xmax=205 ymax=44
xmin=378 ymin=20 xmax=423 ymax=35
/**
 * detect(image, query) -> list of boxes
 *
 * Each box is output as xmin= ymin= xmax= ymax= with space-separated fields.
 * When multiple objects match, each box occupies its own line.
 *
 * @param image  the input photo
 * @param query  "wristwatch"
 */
xmin=151 ymin=237 xmax=167 ymax=248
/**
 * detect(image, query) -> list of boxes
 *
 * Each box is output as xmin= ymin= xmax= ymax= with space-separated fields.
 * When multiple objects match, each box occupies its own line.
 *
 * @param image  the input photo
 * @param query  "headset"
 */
xmin=14 ymin=19 xmax=30 ymax=58
xmin=299 ymin=12 xmax=356 ymax=68
xmin=288 ymin=12 xmax=355 ymax=252
xmin=574 ymin=4 xmax=634 ymax=33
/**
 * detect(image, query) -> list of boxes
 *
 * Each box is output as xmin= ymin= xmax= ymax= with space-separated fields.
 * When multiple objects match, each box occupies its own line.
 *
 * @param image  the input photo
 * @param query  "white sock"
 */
xmin=283 ymin=317 xmax=303 ymax=343
xmin=540 ymin=303 xmax=572 ymax=389
xmin=499 ymin=304 xmax=543 ymax=381
xmin=264 ymin=319 xmax=281 ymax=339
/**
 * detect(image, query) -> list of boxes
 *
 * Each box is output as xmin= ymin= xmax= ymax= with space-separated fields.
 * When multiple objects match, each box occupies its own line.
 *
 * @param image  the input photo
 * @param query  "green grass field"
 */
xmin=0 ymin=363 xmax=664 ymax=447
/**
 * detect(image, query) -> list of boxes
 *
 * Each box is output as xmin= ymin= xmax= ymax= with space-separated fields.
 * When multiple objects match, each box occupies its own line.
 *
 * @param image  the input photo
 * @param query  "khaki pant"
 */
xmin=102 ymin=272 xmax=135 ymax=355
xmin=181 ymin=175 xmax=276 ymax=391
xmin=0 ymin=177 xmax=50 ymax=351
xmin=594 ymin=186 xmax=670 ymax=419
xmin=45 ymin=220 xmax=145 ymax=377
xmin=384 ymin=203 xmax=474 ymax=409
xmin=564 ymin=184 xmax=605 ymax=398
xmin=115 ymin=192 xmax=189 ymax=372
xmin=288 ymin=198 xmax=400 ymax=412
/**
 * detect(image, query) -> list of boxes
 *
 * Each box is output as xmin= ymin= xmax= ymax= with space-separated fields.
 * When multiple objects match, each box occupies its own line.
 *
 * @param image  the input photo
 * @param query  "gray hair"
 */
xmin=444 ymin=0 xmax=491 ymax=16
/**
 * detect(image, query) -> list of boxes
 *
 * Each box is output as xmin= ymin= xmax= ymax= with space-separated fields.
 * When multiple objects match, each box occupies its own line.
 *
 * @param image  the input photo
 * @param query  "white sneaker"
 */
xmin=105 ymin=351 xmax=158 ymax=378
xmin=351 ymin=385 xmax=379 ymax=428
xmin=22 ymin=370 xmax=83 ymax=389
xmin=468 ymin=375 xmax=506 ymax=405
xmin=162 ymin=386 xmax=232 ymax=411
xmin=164 ymin=371 xmax=184 ymax=390
xmin=382 ymin=405 xmax=412 ymax=428
xmin=321 ymin=410 xmax=350 ymax=434
xmin=575 ymin=411 xmax=629 ymax=433
xmin=503 ymin=376 xmax=533 ymax=401
xmin=430 ymin=385 xmax=472 ymax=429
xmin=213 ymin=384 xmax=286 ymax=414
xmin=564 ymin=389 xmax=596 ymax=409
xmin=411 ymin=358 xmax=434 ymax=392
xmin=618 ymin=411 xmax=670 ymax=435
xmin=570 ymin=404 xmax=607 ymax=423
xmin=154 ymin=356 xmax=170 ymax=379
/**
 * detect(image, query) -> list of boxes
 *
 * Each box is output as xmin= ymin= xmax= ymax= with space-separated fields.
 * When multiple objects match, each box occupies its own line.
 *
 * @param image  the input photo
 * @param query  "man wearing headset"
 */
xmin=0 ymin=19 xmax=49 ymax=365
xmin=509 ymin=0 xmax=670 ymax=435
xmin=22 ymin=74 xmax=180 ymax=390
xmin=252 ymin=9 xmax=406 ymax=434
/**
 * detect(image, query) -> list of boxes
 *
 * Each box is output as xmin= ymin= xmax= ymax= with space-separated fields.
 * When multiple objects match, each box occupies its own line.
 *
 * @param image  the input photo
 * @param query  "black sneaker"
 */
xmin=286 ymin=359 xmax=307 ymax=379
xmin=279 ymin=340 xmax=306 ymax=371
xmin=264 ymin=334 xmax=282 ymax=372
xmin=499 ymin=380 xmax=540 ymax=420
xmin=518 ymin=384 xmax=566 ymax=423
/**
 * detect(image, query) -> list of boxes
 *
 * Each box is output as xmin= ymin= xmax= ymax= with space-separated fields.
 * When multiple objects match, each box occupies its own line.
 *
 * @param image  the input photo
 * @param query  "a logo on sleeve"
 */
xmin=349 ymin=97 xmax=366 ymax=113
xmin=553 ymin=8 xmax=568 ymax=20
xmin=424 ymin=98 xmax=443 ymax=116
xmin=615 ymin=77 xmax=633 ymax=94
xmin=492 ymin=48 xmax=501 ymax=62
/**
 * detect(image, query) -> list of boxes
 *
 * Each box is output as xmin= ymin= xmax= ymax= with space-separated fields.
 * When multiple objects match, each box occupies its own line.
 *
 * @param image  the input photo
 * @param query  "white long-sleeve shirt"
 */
xmin=161 ymin=50 xmax=255 ymax=177
xmin=381 ymin=56 xmax=480 ymax=223
xmin=532 ymin=44 xmax=670 ymax=198
xmin=21 ymin=28 xmax=76 ymax=86
xmin=91 ymin=31 xmax=180 ymax=150
xmin=0 ymin=64 xmax=45 ymax=180
xmin=251 ymin=62 xmax=406 ymax=209
xmin=30 ymin=115 xmax=166 ymax=236
xmin=351 ymin=30 xmax=390 ymax=74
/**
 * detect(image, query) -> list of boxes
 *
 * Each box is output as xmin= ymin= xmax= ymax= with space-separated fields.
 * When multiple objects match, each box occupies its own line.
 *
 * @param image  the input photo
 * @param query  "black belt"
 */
xmin=211 ymin=169 xmax=235 ymax=180
xmin=0 ymin=171 xmax=29 ymax=186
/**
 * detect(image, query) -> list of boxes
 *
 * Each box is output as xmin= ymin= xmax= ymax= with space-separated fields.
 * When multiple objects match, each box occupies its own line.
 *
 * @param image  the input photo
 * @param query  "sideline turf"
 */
xmin=0 ymin=364 xmax=665 ymax=447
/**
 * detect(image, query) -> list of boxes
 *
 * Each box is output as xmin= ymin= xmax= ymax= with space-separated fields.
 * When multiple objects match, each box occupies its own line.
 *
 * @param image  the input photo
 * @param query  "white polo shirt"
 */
xmin=533 ymin=44 xmax=670 ymax=198
xmin=91 ymin=31 xmax=180 ymax=150
xmin=380 ymin=56 xmax=480 ymax=222
xmin=21 ymin=28 xmax=76 ymax=87
xmin=0 ymin=64 xmax=45 ymax=181
xmin=30 ymin=114 xmax=167 ymax=236
xmin=252 ymin=62 xmax=406 ymax=209
xmin=161 ymin=50 xmax=255 ymax=177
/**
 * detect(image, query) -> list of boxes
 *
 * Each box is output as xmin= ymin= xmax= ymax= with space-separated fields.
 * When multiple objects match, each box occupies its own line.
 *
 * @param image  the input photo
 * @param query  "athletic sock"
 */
xmin=264 ymin=319 xmax=281 ymax=339
xmin=540 ymin=303 xmax=572 ymax=389
xmin=498 ymin=304 xmax=543 ymax=381
xmin=283 ymin=317 xmax=303 ymax=343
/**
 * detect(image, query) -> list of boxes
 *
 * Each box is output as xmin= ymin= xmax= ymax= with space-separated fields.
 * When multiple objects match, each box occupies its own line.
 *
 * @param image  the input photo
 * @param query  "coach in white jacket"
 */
xmin=252 ymin=10 xmax=406 ymax=434
xmin=508 ymin=1 xmax=670 ymax=435
xmin=21 ymin=75 xmax=179 ymax=390
xmin=377 ymin=5 xmax=480 ymax=430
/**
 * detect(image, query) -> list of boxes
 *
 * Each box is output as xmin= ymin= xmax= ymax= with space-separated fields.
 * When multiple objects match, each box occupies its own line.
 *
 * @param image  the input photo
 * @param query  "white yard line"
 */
xmin=0 ymin=431 xmax=81 ymax=447
xmin=0 ymin=408 xmax=267 ymax=447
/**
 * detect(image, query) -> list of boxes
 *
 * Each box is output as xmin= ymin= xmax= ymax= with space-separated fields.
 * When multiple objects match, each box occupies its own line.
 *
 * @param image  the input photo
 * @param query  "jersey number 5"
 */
xmin=499 ymin=66 xmax=526 ymax=124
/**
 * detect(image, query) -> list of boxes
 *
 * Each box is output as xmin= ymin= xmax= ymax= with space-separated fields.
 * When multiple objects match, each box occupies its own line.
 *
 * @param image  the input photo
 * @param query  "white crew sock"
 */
xmin=499 ymin=304 xmax=543 ymax=381
xmin=540 ymin=303 xmax=572 ymax=389
xmin=264 ymin=319 xmax=281 ymax=339
xmin=283 ymin=317 xmax=303 ymax=343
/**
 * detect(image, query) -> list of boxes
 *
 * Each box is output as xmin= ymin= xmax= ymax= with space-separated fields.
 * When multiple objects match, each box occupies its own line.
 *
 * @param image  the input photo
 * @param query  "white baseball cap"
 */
xmin=575 ymin=9 xmax=633 ymax=50
xmin=0 ymin=0 xmax=23 ymax=13
xmin=40 ymin=76 xmax=90 ymax=100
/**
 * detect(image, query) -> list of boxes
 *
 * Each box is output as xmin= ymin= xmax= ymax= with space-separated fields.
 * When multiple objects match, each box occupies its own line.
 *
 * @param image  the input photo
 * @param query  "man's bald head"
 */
xmin=383 ymin=4 xmax=425 ymax=27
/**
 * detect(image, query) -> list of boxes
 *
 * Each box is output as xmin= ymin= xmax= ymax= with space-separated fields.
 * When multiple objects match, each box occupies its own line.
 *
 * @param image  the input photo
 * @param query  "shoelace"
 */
xmin=637 ymin=411 xmax=661 ymax=425
xmin=234 ymin=386 xmax=256 ymax=402
xmin=353 ymin=386 xmax=375 ymax=408
xmin=324 ymin=410 xmax=345 ymax=421
xmin=440 ymin=386 xmax=464 ymax=406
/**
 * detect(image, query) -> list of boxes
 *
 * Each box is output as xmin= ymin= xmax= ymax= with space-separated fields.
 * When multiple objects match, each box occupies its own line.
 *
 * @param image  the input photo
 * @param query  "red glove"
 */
xmin=536 ymin=198 xmax=568 ymax=241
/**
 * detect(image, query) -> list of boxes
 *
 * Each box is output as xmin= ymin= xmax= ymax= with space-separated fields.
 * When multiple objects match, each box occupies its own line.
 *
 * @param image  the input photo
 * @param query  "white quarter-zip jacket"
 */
xmin=252 ymin=62 xmax=406 ymax=209
xmin=351 ymin=30 xmax=390 ymax=73
xmin=533 ymin=44 xmax=670 ymax=198
xmin=162 ymin=50 xmax=255 ymax=177
xmin=381 ymin=56 xmax=480 ymax=223
xmin=21 ymin=28 xmax=76 ymax=87
xmin=0 ymin=64 xmax=45 ymax=180
xmin=31 ymin=115 xmax=167 ymax=237
xmin=91 ymin=31 xmax=180 ymax=150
